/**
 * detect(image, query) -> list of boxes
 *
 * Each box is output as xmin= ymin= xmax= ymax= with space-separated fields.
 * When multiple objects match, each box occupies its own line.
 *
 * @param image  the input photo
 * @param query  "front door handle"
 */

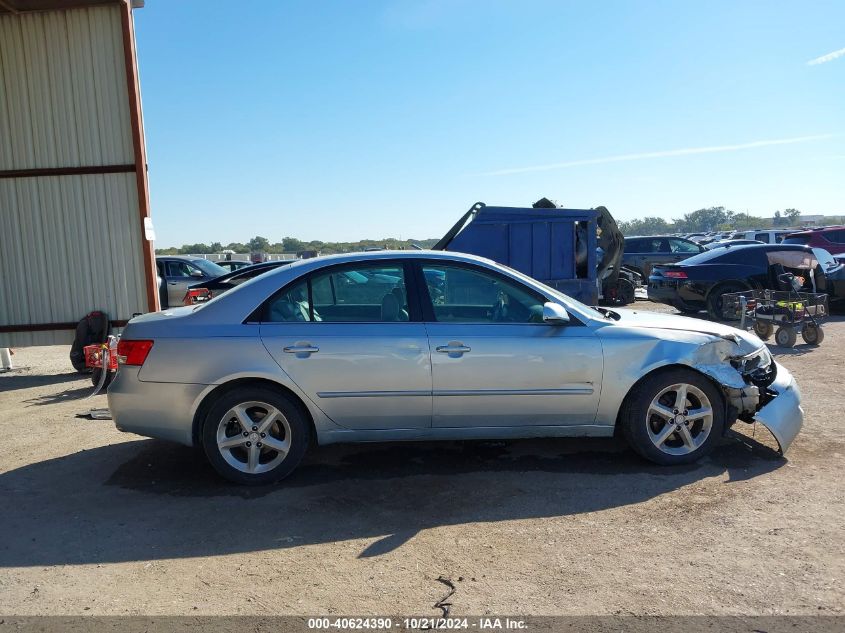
xmin=283 ymin=344 xmax=319 ymax=356
xmin=436 ymin=342 xmax=471 ymax=357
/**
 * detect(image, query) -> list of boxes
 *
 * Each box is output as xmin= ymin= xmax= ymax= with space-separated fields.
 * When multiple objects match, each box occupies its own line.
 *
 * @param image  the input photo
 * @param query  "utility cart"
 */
xmin=724 ymin=274 xmax=829 ymax=348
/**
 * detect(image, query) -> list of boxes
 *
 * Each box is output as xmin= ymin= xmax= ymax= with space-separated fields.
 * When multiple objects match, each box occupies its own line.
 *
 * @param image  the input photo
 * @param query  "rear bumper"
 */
xmin=646 ymin=283 xmax=679 ymax=305
xmin=107 ymin=367 xmax=205 ymax=446
xmin=754 ymin=363 xmax=803 ymax=454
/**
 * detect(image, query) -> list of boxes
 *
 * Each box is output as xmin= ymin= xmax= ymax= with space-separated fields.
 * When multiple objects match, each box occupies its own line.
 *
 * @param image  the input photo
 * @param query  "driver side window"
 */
xmin=421 ymin=264 xmax=545 ymax=324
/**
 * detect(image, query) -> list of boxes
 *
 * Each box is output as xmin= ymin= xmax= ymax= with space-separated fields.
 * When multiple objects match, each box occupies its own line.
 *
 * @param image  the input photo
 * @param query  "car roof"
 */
xmin=786 ymin=225 xmax=845 ymax=236
xmin=156 ymin=255 xmax=205 ymax=261
xmin=625 ymin=235 xmax=679 ymax=240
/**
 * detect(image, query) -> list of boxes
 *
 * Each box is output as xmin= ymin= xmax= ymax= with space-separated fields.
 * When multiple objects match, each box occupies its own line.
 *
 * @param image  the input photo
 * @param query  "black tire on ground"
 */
xmin=91 ymin=368 xmax=114 ymax=389
xmin=621 ymin=368 xmax=725 ymax=466
xmin=801 ymin=323 xmax=824 ymax=345
xmin=753 ymin=320 xmax=774 ymax=340
xmin=706 ymin=282 xmax=747 ymax=321
xmin=201 ymin=386 xmax=310 ymax=485
xmin=616 ymin=278 xmax=636 ymax=305
xmin=775 ymin=326 xmax=797 ymax=348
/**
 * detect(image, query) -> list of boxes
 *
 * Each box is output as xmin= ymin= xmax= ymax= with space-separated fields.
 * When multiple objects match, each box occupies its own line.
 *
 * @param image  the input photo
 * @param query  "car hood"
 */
xmin=606 ymin=308 xmax=761 ymax=353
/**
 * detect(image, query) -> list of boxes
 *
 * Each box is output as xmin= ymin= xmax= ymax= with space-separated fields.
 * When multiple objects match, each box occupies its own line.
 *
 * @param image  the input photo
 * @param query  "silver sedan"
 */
xmin=108 ymin=251 xmax=803 ymax=485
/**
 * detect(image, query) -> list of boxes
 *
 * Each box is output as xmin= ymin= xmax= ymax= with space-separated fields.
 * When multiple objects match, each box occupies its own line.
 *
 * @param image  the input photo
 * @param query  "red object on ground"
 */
xmin=84 ymin=343 xmax=118 ymax=371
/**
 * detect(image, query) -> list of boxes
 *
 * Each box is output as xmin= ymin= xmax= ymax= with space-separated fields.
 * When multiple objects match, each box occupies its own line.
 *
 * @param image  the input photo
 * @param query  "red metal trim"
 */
xmin=0 ymin=164 xmax=136 ymax=179
xmin=119 ymin=0 xmax=159 ymax=313
xmin=0 ymin=320 xmax=129 ymax=333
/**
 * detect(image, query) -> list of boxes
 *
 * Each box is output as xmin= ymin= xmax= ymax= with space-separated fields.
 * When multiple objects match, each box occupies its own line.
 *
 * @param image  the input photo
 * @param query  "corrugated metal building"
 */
xmin=0 ymin=0 xmax=157 ymax=347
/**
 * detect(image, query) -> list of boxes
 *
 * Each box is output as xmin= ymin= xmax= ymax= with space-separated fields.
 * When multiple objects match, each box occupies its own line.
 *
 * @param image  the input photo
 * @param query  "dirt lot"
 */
xmin=1 ymin=301 xmax=843 ymax=616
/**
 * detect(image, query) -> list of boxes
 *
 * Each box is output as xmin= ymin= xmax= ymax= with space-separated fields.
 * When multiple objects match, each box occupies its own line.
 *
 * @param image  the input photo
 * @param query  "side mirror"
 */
xmin=542 ymin=302 xmax=570 ymax=325
xmin=190 ymin=269 xmax=204 ymax=278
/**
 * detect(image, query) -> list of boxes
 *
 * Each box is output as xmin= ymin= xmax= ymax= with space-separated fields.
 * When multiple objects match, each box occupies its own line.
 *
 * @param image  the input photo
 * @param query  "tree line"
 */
xmin=155 ymin=236 xmax=440 ymax=256
xmin=617 ymin=207 xmax=842 ymax=236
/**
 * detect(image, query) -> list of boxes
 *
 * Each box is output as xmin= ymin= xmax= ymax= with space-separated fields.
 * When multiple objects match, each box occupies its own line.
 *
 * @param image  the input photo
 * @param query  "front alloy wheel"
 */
xmin=622 ymin=368 xmax=725 ymax=465
xmin=645 ymin=383 xmax=713 ymax=456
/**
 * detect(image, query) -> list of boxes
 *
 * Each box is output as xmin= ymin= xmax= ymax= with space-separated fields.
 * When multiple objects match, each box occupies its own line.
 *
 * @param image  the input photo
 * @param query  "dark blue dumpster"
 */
xmin=433 ymin=203 xmax=599 ymax=305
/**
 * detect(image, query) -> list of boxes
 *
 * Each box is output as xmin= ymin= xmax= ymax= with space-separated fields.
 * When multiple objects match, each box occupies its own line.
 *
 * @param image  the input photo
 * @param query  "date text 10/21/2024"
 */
xmin=307 ymin=618 xmax=528 ymax=630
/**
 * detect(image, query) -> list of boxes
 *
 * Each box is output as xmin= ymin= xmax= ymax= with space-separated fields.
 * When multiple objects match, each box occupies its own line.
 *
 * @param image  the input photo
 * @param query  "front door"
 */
xmin=260 ymin=261 xmax=432 ymax=430
xmin=417 ymin=262 xmax=603 ymax=428
xmin=164 ymin=260 xmax=201 ymax=306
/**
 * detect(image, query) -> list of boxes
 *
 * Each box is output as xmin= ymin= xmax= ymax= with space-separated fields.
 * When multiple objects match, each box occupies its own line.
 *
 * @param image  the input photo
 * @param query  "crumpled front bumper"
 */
xmin=753 ymin=362 xmax=803 ymax=454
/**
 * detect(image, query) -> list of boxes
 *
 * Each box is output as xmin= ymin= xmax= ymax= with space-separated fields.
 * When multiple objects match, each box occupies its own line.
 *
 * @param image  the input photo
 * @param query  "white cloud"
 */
xmin=807 ymin=46 xmax=845 ymax=65
xmin=480 ymin=135 xmax=833 ymax=176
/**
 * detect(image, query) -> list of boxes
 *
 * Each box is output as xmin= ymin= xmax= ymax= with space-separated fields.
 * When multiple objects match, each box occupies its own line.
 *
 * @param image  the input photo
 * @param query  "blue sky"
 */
xmin=134 ymin=1 xmax=845 ymax=247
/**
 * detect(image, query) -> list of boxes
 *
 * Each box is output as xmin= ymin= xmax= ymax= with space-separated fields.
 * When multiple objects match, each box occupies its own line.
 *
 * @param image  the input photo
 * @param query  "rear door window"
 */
xmin=263 ymin=262 xmax=411 ymax=323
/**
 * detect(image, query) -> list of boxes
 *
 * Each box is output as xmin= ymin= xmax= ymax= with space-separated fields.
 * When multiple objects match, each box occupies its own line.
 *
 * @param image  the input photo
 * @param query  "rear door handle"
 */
xmin=283 ymin=344 xmax=319 ymax=355
xmin=436 ymin=343 xmax=471 ymax=356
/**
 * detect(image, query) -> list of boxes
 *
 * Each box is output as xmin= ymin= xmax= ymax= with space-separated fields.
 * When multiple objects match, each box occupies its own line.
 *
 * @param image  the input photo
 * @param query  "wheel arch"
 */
xmin=191 ymin=377 xmax=317 ymax=448
xmin=703 ymin=278 xmax=752 ymax=301
xmin=613 ymin=363 xmax=729 ymax=435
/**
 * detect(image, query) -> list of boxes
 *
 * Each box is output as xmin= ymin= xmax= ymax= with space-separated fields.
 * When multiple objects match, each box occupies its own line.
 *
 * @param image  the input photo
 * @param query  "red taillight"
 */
xmin=663 ymin=271 xmax=688 ymax=279
xmin=183 ymin=288 xmax=212 ymax=305
xmin=117 ymin=339 xmax=154 ymax=366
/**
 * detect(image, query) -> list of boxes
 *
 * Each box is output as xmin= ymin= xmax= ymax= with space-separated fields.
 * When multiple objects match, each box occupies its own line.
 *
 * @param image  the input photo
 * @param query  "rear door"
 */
xmin=417 ymin=261 xmax=603 ymax=428
xmin=259 ymin=260 xmax=432 ymax=430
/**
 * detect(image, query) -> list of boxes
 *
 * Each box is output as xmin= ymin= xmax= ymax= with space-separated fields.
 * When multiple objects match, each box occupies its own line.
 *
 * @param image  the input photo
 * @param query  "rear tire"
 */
xmin=801 ymin=323 xmax=824 ymax=345
xmin=201 ymin=387 xmax=310 ymax=485
xmin=621 ymin=368 xmax=725 ymax=466
xmin=706 ymin=282 xmax=747 ymax=321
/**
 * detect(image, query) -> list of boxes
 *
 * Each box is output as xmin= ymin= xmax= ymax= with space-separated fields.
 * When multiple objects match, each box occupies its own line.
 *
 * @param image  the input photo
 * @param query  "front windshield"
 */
xmin=192 ymin=258 xmax=228 ymax=277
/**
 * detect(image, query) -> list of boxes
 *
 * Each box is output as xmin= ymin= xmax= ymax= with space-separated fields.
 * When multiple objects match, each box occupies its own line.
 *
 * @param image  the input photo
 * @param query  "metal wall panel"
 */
xmin=0 ymin=6 xmax=133 ymax=170
xmin=0 ymin=5 xmax=149 ymax=347
xmin=0 ymin=172 xmax=146 ymax=346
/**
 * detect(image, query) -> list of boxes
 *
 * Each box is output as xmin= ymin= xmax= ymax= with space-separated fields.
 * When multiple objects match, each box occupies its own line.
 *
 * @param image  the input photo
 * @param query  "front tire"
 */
xmin=622 ymin=369 xmax=725 ymax=465
xmin=201 ymin=387 xmax=310 ymax=485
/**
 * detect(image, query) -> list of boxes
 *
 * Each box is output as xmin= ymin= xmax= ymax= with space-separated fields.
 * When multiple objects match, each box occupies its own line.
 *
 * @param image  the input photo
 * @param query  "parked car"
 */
xmin=185 ymin=261 xmax=289 ymax=304
xmin=155 ymin=256 xmax=227 ymax=308
xmin=216 ymin=260 xmax=253 ymax=273
xmin=781 ymin=226 xmax=845 ymax=255
xmin=622 ymin=235 xmax=705 ymax=277
xmin=648 ymin=244 xmax=844 ymax=319
xmin=704 ymin=239 xmax=765 ymax=250
xmin=727 ymin=230 xmax=793 ymax=244
xmin=109 ymin=250 xmax=802 ymax=485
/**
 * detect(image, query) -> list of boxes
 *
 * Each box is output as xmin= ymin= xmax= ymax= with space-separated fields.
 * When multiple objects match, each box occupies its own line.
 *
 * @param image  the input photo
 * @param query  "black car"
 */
xmin=622 ymin=235 xmax=705 ymax=277
xmin=648 ymin=243 xmax=845 ymax=319
xmin=185 ymin=261 xmax=290 ymax=304
xmin=216 ymin=260 xmax=253 ymax=273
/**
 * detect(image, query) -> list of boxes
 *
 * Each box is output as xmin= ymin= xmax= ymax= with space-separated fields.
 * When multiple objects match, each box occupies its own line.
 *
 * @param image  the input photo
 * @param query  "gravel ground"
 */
xmin=0 ymin=300 xmax=843 ymax=616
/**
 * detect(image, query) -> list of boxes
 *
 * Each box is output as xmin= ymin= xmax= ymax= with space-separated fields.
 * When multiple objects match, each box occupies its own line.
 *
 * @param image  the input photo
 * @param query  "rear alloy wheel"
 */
xmin=775 ymin=326 xmax=797 ymax=348
xmin=753 ymin=320 xmax=774 ymax=340
xmin=706 ymin=283 xmax=747 ymax=321
xmin=622 ymin=369 xmax=725 ymax=465
xmin=801 ymin=323 xmax=824 ymax=346
xmin=202 ymin=388 xmax=309 ymax=485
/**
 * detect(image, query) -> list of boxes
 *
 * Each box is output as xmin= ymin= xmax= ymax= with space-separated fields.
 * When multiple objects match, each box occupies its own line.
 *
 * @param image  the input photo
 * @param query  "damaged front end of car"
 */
xmin=692 ymin=338 xmax=803 ymax=454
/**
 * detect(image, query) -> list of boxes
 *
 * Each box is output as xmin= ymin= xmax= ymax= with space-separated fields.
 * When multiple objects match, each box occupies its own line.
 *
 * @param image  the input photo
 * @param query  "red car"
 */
xmin=782 ymin=226 xmax=845 ymax=255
